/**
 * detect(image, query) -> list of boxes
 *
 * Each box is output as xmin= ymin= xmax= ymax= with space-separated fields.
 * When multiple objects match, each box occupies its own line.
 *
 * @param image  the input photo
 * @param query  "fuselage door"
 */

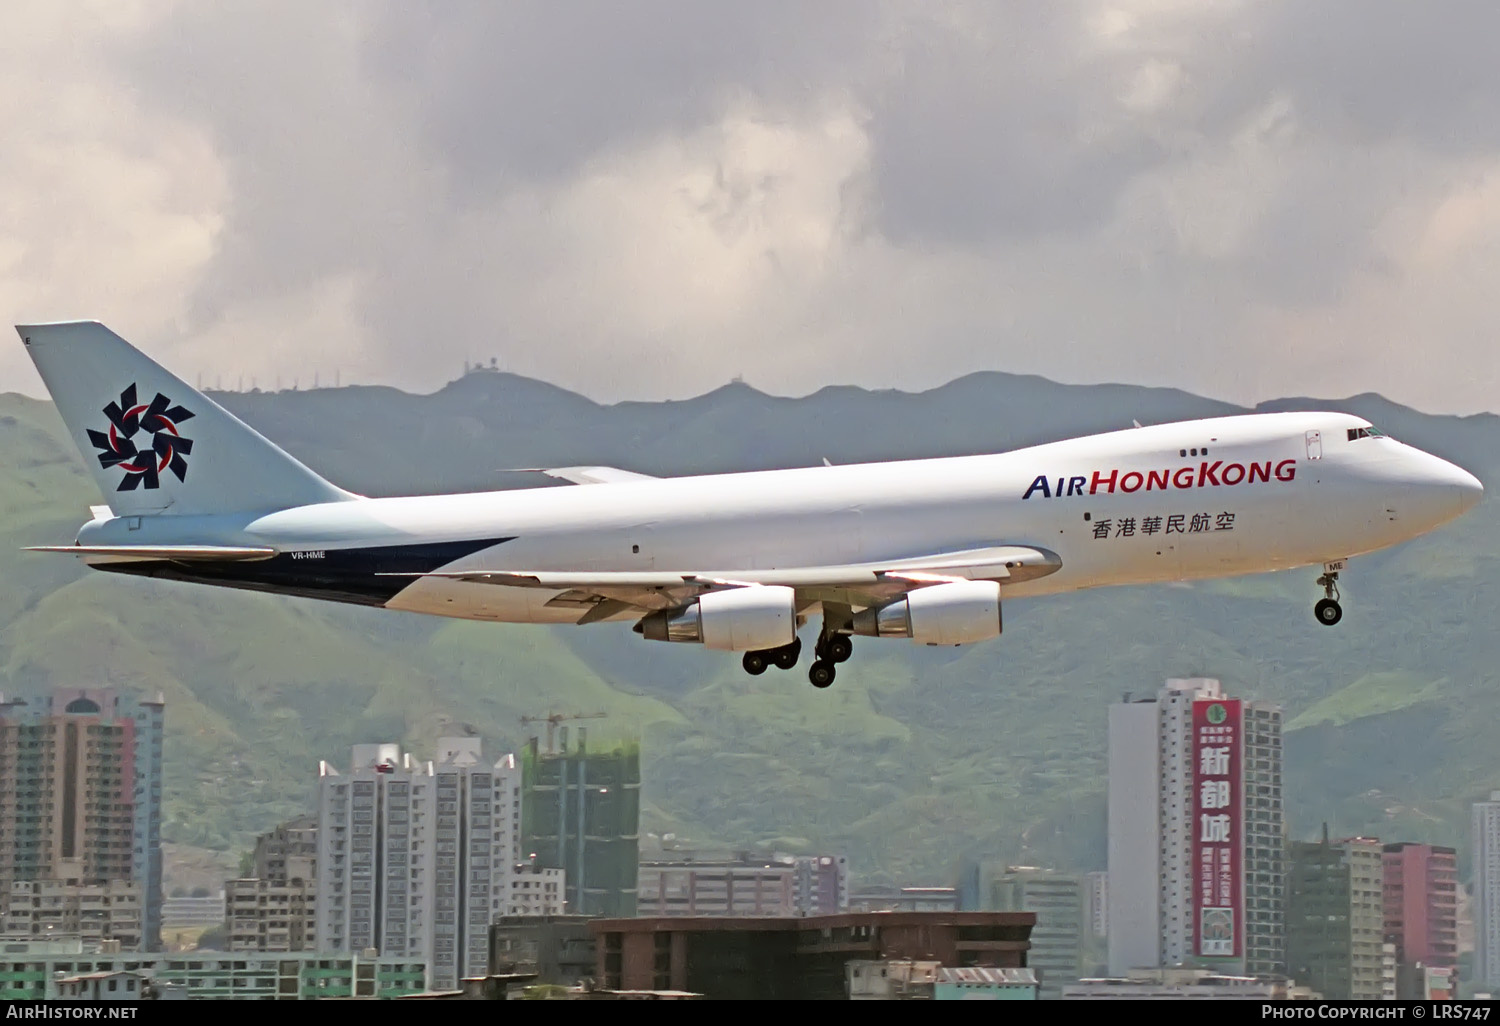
xmin=1305 ymin=430 xmax=1323 ymax=460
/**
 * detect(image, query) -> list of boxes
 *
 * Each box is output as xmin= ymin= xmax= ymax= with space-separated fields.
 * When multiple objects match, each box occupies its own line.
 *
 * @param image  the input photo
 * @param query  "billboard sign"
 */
xmin=1193 ymin=698 xmax=1242 ymax=958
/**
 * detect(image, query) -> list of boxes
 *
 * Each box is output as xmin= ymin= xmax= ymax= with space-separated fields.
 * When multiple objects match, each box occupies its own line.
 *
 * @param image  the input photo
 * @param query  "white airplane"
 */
xmin=17 ymin=321 xmax=1484 ymax=688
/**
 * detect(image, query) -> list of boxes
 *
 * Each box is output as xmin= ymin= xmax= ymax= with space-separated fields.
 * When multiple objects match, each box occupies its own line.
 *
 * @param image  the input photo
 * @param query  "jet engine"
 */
xmin=850 ymin=580 xmax=1001 ymax=645
xmin=637 ymin=585 xmax=797 ymax=651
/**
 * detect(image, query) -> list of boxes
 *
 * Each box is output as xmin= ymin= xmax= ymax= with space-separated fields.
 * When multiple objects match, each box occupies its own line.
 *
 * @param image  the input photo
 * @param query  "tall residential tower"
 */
xmin=0 ymin=688 xmax=165 ymax=950
xmin=1474 ymin=791 xmax=1500 ymax=991
xmin=1382 ymin=842 xmax=1458 ymax=988
xmin=1106 ymin=678 xmax=1284 ymax=977
xmin=316 ymin=739 xmax=552 ymax=991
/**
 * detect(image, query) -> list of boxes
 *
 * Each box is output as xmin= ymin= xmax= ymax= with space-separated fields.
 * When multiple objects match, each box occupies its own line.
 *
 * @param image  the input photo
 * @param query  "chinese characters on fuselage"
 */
xmin=1090 ymin=512 xmax=1236 ymax=539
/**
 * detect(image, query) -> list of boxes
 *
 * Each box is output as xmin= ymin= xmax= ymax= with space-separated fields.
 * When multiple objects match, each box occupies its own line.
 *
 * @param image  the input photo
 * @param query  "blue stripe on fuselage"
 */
xmin=94 ymin=537 xmax=515 ymax=606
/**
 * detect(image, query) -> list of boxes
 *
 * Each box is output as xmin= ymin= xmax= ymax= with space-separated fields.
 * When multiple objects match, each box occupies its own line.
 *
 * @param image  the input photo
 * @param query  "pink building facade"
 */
xmin=1382 ymin=842 xmax=1458 ymax=970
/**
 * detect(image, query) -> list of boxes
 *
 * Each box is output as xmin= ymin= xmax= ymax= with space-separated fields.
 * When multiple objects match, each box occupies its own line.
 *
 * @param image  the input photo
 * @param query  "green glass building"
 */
xmin=522 ymin=732 xmax=640 ymax=918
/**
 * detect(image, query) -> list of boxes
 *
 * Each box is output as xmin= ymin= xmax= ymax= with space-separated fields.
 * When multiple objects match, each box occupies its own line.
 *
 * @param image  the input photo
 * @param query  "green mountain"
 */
xmin=1 ymin=370 xmax=1496 ymax=883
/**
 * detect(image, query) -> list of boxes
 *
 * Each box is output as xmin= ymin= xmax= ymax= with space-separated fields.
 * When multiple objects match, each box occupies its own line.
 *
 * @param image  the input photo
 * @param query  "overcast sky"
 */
xmin=3 ymin=1 xmax=1499 ymax=413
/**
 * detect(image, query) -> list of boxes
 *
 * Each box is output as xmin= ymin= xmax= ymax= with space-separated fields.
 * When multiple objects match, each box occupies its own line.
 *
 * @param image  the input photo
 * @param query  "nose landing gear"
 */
xmin=1314 ymin=568 xmax=1343 ymax=626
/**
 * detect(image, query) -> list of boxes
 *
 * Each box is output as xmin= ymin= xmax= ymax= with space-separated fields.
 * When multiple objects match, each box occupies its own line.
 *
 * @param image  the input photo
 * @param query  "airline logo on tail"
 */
xmin=85 ymin=384 xmax=196 ymax=491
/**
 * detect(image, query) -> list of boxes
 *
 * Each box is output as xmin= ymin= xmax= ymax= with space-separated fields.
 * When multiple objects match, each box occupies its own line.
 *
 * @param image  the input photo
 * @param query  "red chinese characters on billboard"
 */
xmin=1193 ymin=698 xmax=1242 ymax=959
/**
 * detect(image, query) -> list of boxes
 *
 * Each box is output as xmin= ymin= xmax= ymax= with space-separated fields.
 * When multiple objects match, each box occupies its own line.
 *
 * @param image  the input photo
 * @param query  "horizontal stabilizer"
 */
xmin=26 ymin=544 xmax=277 ymax=561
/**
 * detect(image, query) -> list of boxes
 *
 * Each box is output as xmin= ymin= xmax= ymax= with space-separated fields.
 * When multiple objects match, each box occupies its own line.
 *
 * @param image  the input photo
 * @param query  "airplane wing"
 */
xmin=513 ymin=466 xmax=658 ymax=485
xmin=388 ymin=544 xmax=1061 ymax=623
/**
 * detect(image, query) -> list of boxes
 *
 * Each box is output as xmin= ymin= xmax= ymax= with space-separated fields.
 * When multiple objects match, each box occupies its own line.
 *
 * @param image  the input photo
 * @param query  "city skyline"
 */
xmin=1 ymin=680 xmax=1494 ymax=999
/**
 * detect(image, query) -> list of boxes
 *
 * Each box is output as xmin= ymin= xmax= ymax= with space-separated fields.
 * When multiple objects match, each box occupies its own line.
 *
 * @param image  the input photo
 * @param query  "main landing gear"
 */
xmin=1314 ymin=567 xmax=1343 ymax=626
xmin=742 ymin=637 xmax=802 ymax=676
xmin=808 ymin=633 xmax=853 ymax=689
xmin=740 ymin=629 xmax=853 ymax=689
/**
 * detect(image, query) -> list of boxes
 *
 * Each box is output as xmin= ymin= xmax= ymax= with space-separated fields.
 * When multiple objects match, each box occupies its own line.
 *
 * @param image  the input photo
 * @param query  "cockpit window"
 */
xmin=1347 ymin=426 xmax=1386 ymax=441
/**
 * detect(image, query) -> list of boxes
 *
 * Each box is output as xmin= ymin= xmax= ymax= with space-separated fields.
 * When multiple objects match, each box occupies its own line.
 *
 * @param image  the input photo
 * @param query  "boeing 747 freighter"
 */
xmin=17 ymin=322 xmax=1483 ymax=687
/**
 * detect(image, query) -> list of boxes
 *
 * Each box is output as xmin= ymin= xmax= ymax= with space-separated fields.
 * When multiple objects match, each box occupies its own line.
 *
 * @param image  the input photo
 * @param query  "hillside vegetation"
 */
xmin=2 ymin=370 xmax=1496 ymax=881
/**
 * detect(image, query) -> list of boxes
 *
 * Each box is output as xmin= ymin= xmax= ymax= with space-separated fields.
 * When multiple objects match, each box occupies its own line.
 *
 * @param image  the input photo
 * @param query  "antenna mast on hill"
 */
xmin=520 ymin=711 xmax=606 ymax=753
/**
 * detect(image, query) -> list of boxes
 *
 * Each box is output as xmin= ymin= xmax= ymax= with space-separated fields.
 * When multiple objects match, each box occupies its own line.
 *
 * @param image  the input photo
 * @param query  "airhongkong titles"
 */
xmin=1021 ymin=459 xmax=1298 ymax=500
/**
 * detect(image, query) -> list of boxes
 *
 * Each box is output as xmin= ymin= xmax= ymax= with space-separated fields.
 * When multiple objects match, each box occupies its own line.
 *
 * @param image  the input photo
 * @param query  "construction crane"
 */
xmin=519 ymin=711 xmax=606 ymax=753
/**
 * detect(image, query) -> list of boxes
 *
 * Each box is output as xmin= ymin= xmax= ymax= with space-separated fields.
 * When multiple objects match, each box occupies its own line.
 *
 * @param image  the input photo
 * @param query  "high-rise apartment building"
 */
xmin=316 ymin=739 xmax=551 ymax=991
xmin=1285 ymin=828 xmax=1384 ymax=999
xmin=1106 ymin=678 xmax=1284 ymax=977
xmin=990 ymin=867 xmax=1085 ymax=999
xmin=1473 ymin=791 xmax=1500 ymax=990
xmin=522 ymin=732 xmax=640 ymax=917
xmin=1382 ymin=842 xmax=1458 ymax=986
xmin=0 ymin=689 xmax=165 ymax=951
xmin=225 ymin=815 xmax=317 ymax=952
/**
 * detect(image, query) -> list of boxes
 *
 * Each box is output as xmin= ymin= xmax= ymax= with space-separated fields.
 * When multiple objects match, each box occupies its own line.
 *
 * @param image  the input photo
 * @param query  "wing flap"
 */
xmin=398 ymin=545 xmax=1058 ymax=589
xmin=387 ymin=544 xmax=1061 ymax=621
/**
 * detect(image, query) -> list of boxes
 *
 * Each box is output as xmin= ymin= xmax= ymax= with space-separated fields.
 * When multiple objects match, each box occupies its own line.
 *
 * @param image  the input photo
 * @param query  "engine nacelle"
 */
xmin=636 ymin=585 xmax=797 ymax=652
xmin=851 ymin=580 xmax=1002 ymax=646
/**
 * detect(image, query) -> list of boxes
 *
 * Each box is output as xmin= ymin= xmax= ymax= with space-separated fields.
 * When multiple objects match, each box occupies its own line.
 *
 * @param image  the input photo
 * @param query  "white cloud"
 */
xmin=3 ymin=0 xmax=1500 ymax=415
xmin=0 ymin=1 xmax=226 ymax=393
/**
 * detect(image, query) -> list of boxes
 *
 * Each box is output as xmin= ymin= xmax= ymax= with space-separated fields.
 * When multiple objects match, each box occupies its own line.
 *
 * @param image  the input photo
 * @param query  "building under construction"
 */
xmin=521 ymin=724 xmax=640 ymax=918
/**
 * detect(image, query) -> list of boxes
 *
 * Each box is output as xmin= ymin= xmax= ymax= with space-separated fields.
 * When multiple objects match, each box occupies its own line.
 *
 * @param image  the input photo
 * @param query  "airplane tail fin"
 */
xmin=16 ymin=321 xmax=356 ymax=516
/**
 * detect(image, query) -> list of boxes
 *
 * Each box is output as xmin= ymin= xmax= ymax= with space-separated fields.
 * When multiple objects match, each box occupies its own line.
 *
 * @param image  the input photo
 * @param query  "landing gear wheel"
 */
xmin=743 ymin=651 xmax=769 ymax=675
xmin=773 ymin=638 xmax=802 ymax=670
xmin=826 ymin=635 xmax=853 ymax=664
xmin=808 ymin=660 xmax=836 ymax=689
xmin=1314 ymin=569 xmax=1343 ymax=626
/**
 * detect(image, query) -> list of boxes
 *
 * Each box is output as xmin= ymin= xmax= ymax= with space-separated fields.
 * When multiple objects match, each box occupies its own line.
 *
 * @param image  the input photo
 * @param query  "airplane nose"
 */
xmin=1452 ymin=463 xmax=1484 ymax=512
xmin=1422 ymin=454 xmax=1483 ymax=521
xmin=1365 ymin=445 xmax=1481 ymax=535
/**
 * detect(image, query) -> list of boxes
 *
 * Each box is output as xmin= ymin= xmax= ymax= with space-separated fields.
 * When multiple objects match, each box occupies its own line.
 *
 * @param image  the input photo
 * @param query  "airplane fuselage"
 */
xmin=78 ymin=411 xmax=1480 ymax=624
